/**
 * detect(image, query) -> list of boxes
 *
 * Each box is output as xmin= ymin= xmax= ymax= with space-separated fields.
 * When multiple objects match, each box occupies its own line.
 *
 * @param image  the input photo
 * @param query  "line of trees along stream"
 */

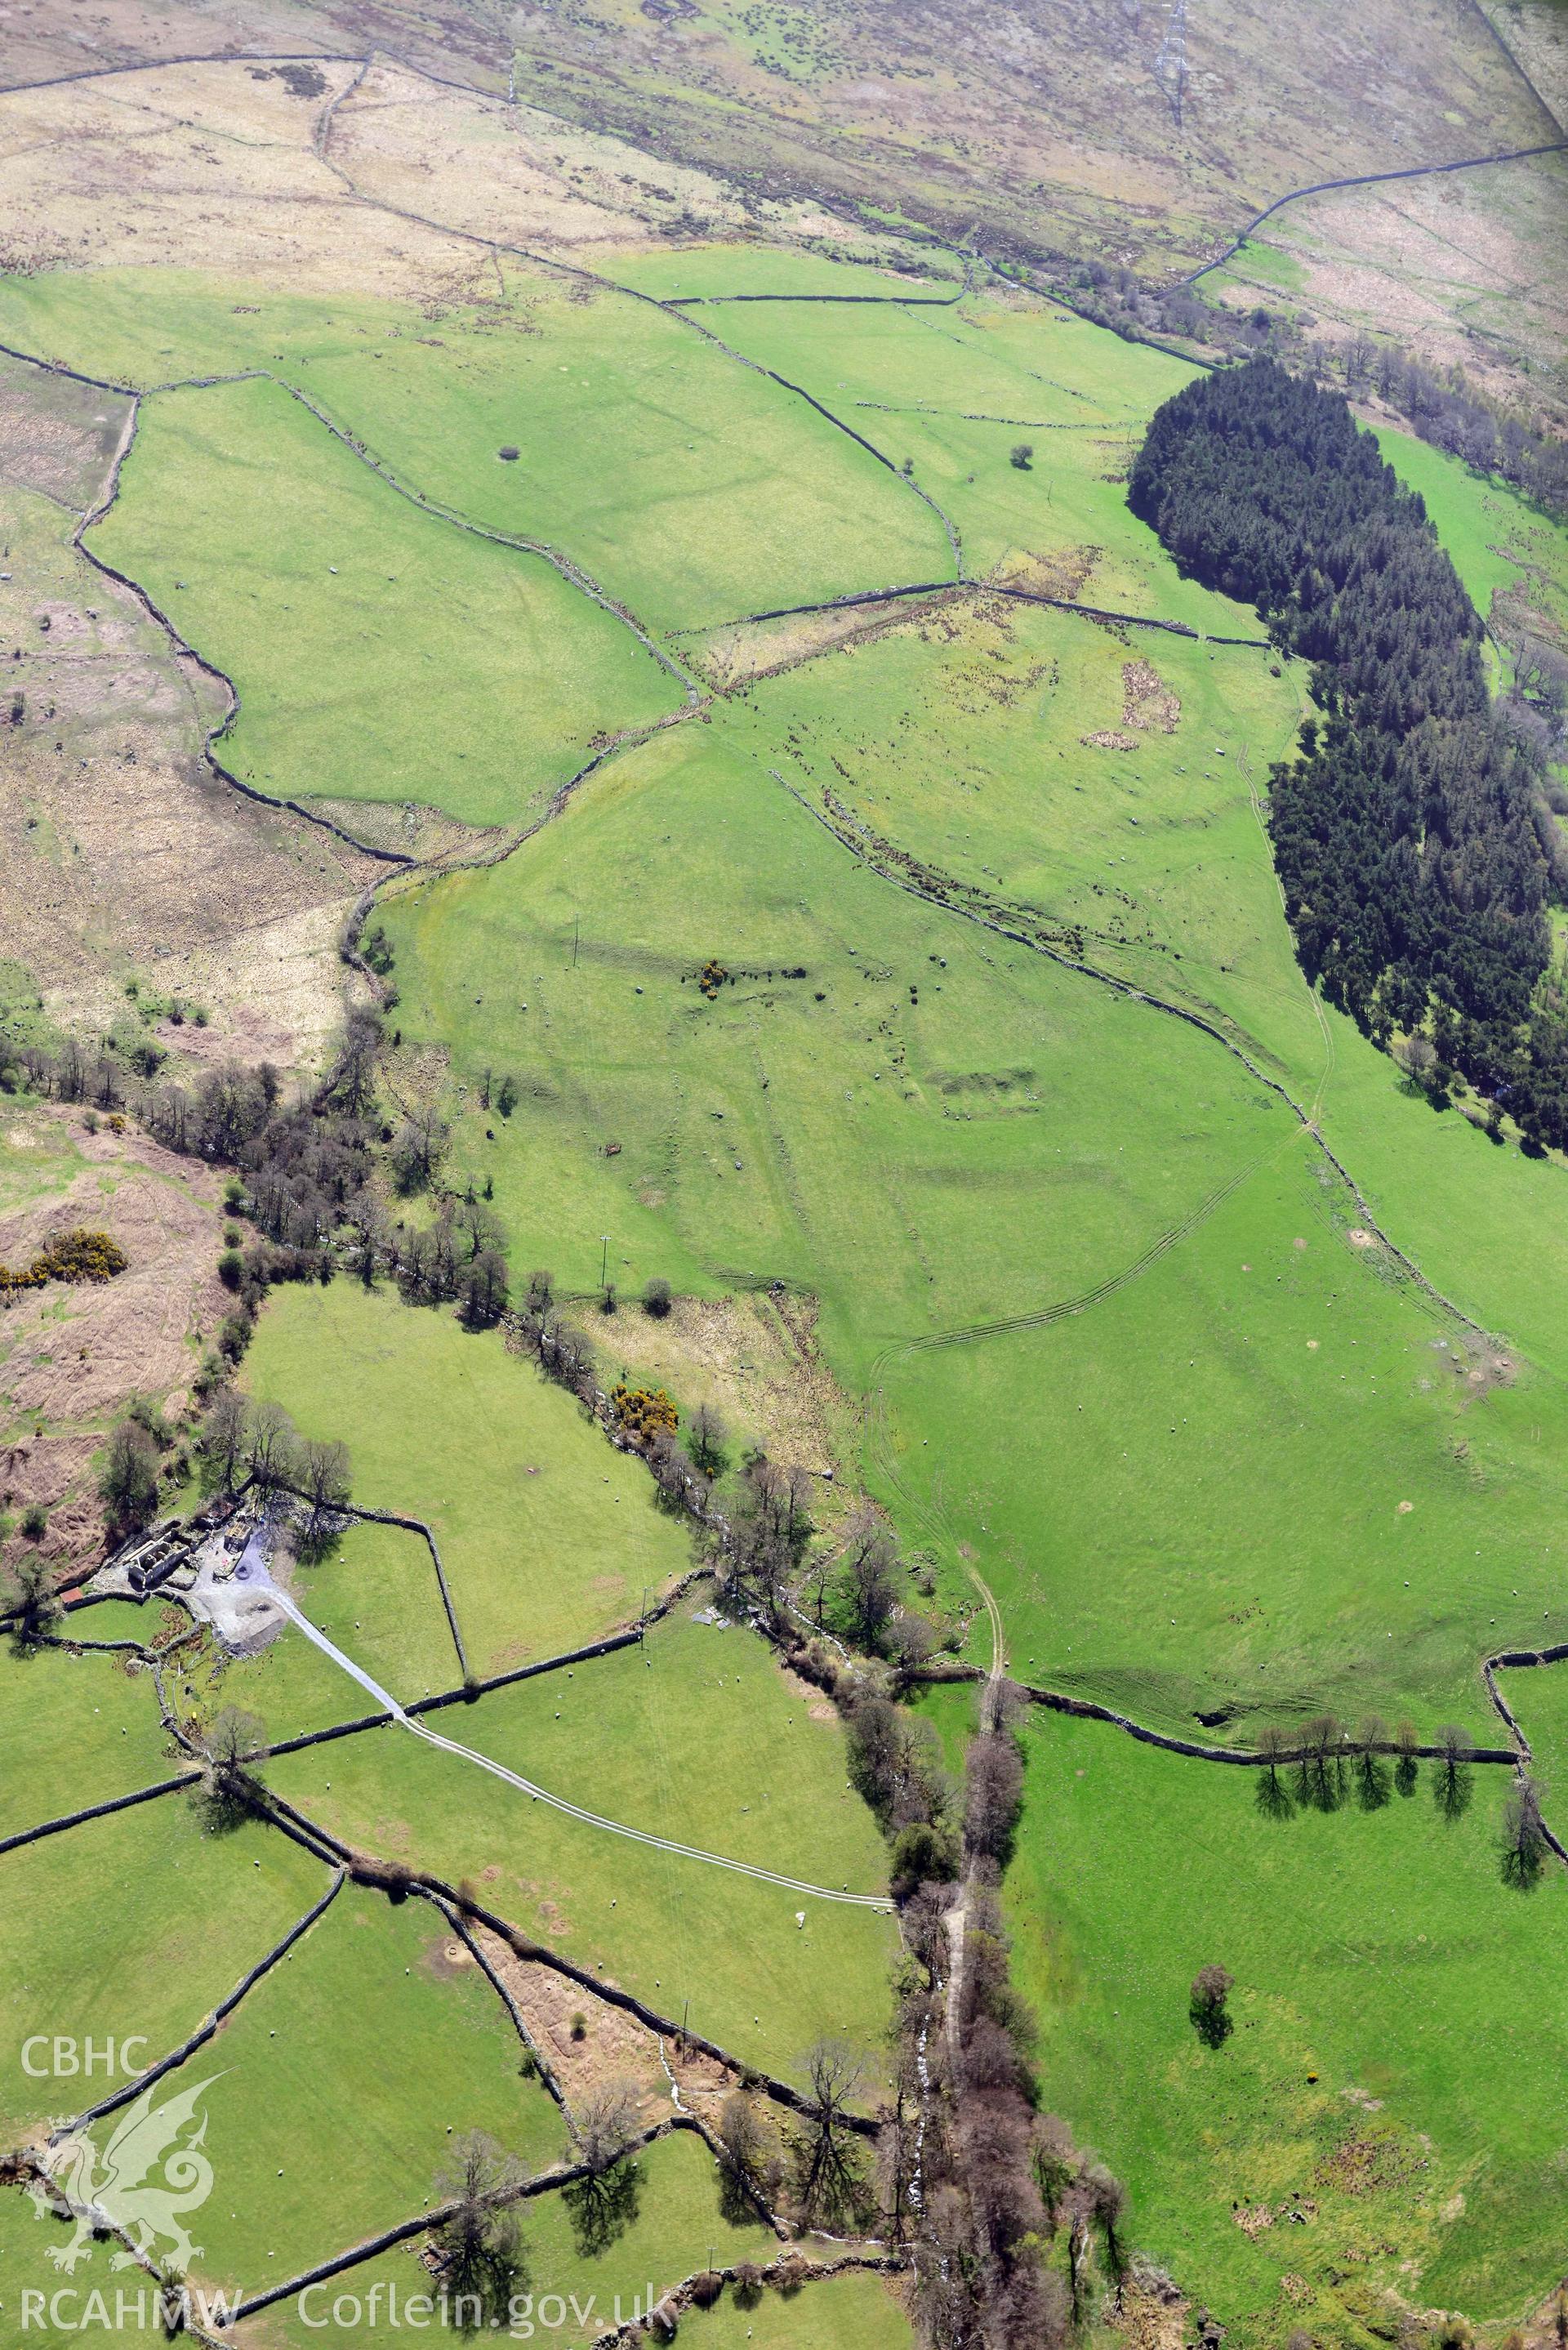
xmin=1130 ymin=358 xmax=1568 ymax=1152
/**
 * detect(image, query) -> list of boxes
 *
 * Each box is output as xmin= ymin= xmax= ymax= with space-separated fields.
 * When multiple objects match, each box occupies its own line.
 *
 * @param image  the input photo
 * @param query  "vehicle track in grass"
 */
xmin=253 ymin=1564 xmax=893 ymax=1911
xmin=10 ymin=25 xmax=1555 ymax=1897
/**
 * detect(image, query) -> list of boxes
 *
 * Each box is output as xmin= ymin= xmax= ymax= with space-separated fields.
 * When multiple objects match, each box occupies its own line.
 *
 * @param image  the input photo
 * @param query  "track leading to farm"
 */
xmin=255 ymin=1567 xmax=892 ymax=1910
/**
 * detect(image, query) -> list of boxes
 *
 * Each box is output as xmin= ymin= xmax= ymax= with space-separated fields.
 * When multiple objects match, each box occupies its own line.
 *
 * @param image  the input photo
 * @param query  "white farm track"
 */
xmin=241 ymin=1552 xmax=893 ymax=1911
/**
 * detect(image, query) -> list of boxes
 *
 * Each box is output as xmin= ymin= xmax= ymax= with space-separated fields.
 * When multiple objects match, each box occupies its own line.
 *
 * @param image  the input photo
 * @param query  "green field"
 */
xmin=1374 ymin=425 xmax=1568 ymax=680
xmin=0 ymin=2181 xmax=176 ymax=2344
xmin=263 ymin=1630 xmax=899 ymax=2086
xmin=875 ymin=1139 xmax=1568 ymax=1737
xmin=0 ymin=266 xmax=951 ymax=634
xmin=378 ymin=707 xmax=1289 ymax=1328
xmin=710 ymin=587 xmax=1316 ymax=1070
xmin=1008 ymin=1709 xmax=1568 ymax=2331
xmin=615 ymin=243 xmax=964 ymax=301
xmin=0 ymin=1635 xmax=179 ymax=1839
xmin=232 ymin=2126 xmax=797 ymax=2350
xmin=1497 ymin=1657 xmax=1568 ymax=1805
xmin=436 ymin=1599 xmax=888 ymax=1887
xmin=240 ymin=1520 xmax=463 ymax=1741
xmin=242 ymin=1282 xmax=695 ymax=1681
xmin=0 ymin=1101 xmax=84 ymax=1220
xmin=371 ymin=662 xmax=1568 ymax=1730
xmin=667 ymin=2271 xmax=914 ymax=2350
xmin=0 ymin=1797 xmax=327 ymax=2146
xmin=661 ymin=279 xmax=1268 ymax=626
xmin=82 ymin=1882 xmax=564 ymax=2300
xmin=89 ymin=378 xmax=682 ymax=829
xmin=9 ymin=171 xmax=1568 ymax=2345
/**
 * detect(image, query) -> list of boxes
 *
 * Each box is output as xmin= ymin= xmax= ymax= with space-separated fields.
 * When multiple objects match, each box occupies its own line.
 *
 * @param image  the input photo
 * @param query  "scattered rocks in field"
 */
xmin=1121 ymin=658 xmax=1180 ymax=732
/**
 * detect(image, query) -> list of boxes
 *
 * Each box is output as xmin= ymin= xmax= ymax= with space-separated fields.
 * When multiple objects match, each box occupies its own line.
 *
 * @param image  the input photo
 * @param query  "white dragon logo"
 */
xmin=29 ymin=2075 xmax=221 ymax=2276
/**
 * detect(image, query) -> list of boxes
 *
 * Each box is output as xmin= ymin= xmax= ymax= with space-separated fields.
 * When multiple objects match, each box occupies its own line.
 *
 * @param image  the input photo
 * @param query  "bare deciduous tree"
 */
xmin=391 ymin=1101 xmax=449 ymax=1193
xmin=1031 ymin=2114 xmax=1078 ymax=2231
xmin=200 ymin=1389 xmax=250 ymax=1493
xmin=846 ymin=1692 xmax=947 ymax=1830
xmin=1189 ymin=1963 xmax=1234 ymax=2047
xmin=433 ymin=2131 xmax=528 ymax=2319
xmin=1084 ymin=2160 xmax=1128 ymax=2277
xmin=1436 ymin=1723 xmax=1475 ymax=1822
xmin=686 ymin=1402 xmax=728 ymax=1478
xmin=245 ymin=1398 xmax=300 ymax=1495
xmin=716 ymin=2089 xmax=780 ymax=2222
xmin=332 ymin=1010 xmax=382 ymax=1119
xmin=454 ymin=1195 xmax=503 ymax=1262
xmin=964 ymin=1730 xmax=1024 ymax=1863
xmin=837 ymin=1510 xmax=901 ymax=1650
xmin=300 ymin=1438 xmax=353 ymax=1554
xmin=792 ymin=2039 xmax=867 ymax=2227
xmin=461 ymin=1250 xmax=510 ymax=1330
xmin=99 ymin=1416 xmax=162 ymax=1529
xmin=1502 ymin=1774 xmax=1549 ymax=1888
xmin=198 ymin=1704 xmax=267 ymax=1826
xmin=886 ymin=1611 xmax=937 ymax=1680
xmin=2 ymin=1550 xmax=61 ymax=1642
xmin=350 ymin=1194 xmax=387 ymax=1287
xmin=576 ymin=2080 xmax=644 ymax=2176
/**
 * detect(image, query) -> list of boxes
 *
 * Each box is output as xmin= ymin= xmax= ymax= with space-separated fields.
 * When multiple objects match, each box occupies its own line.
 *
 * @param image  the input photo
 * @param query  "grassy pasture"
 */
xmin=723 ymin=591 xmax=1316 ymax=1073
xmin=297 ymin=262 xmax=951 ymax=631
xmin=1498 ymin=1658 xmax=1568 ymax=1806
xmin=60 ymin=1597 xmax=185 ymax=1645
xmin=505 ymin=2128 xmax=781 ymax=2341
xmin=613 ymin=243 xmax=964 ymax=299
xmin=0 ymin=269 xmax=421 ymax=390
xmin=89 ymin=378 xmax=679 ymax=829
xmin=0 ymin=1797 xmax=326 ymax=2147
xmin=0 ymin=2183 xmax=173 ymax=2342
xmin=877 ymin=1138 xmax=1568 ymax=1737
xmin=96 ymin=1883 xmax=564 ymax=2301
xmin=230 ymin=2128 xmax=789 ymax=2350
xmin=670 ymin=2272 xmax=914 ymax=2350
xmin=242 ymin=1283 xmax=693 ymax=1681
xmin=265 ymin=1716 xmax=898 ymax=2087
xmin=669 ymin=285 xmax=1266 ymax=627
xmin=715 ymin=468 xmax=1568 ymax=1404
xmin=1308 ymin=1008 xmax=1568 ymax=1376
xmin=0 ymin=1636 xmax=176 ymax=1839
xmin=241 ymin=1520 xmax=464 ymax=1740
xmin=377 ymin=708 xmax=1291 ymax=1343
xmin=0 ymin=1102 xmax=83 ymax=1218
xmin=0 ymin=266 xmax=951 ymax=634
xmin=688 ymin=457 xmax=1568 ymax=1397
xmin=374 ymin=686 xmax=1568 ymax=1725
xmin=1007 ymin=1709 xmax=1568 ymax=2331
xmin=429 ymin=1599 xmax=888 ymax=1890
xmin=1374 ymin=424 xmax=1568 ymax=654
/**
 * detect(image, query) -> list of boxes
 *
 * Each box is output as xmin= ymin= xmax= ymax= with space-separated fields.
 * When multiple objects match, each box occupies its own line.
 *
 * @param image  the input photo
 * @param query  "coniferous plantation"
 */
xmin=1130 ymin=359 xmax=1568 ymax=1147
